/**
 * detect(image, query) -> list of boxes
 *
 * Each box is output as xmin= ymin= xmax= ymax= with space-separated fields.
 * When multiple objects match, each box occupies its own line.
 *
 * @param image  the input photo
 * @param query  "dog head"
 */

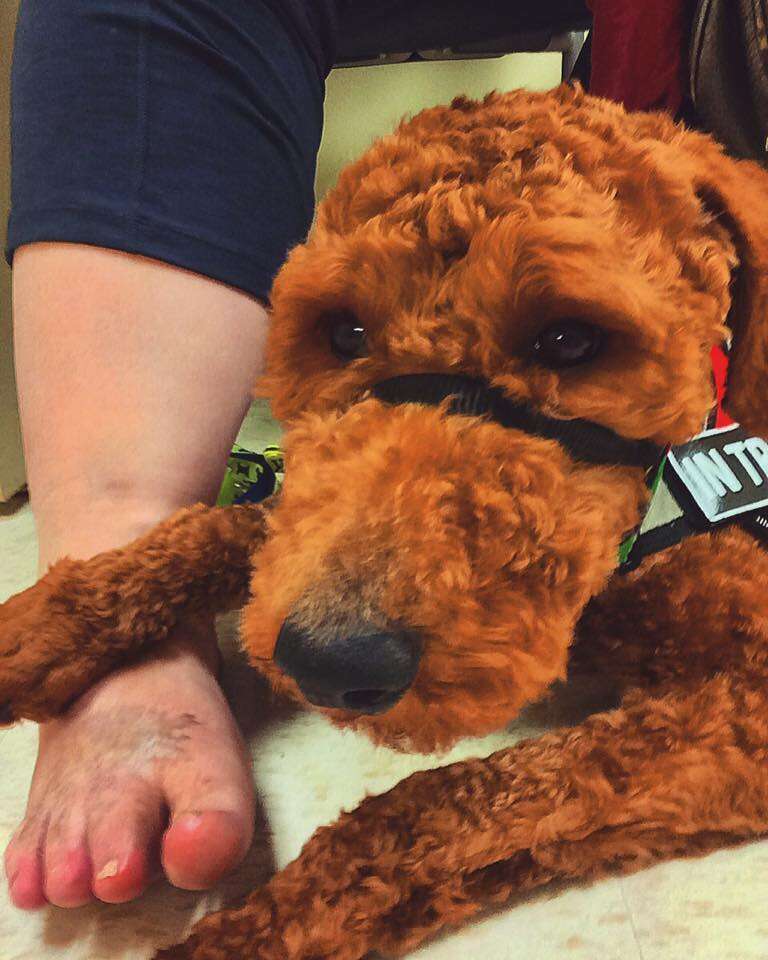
xmin=242 ymin=85 xmax=768 ymax=751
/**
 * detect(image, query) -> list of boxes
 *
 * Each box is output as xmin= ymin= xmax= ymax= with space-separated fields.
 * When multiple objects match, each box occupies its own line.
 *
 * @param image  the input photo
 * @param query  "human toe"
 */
xmin=44 ymin=844 xmax=93 ymax=908
xmin=162 ymin=809 xmax=252 ymax=891
xmin=88 ymin=794 xmax=163 ymax=904
xmin=5 ymin=824 xmax=48 ymax=910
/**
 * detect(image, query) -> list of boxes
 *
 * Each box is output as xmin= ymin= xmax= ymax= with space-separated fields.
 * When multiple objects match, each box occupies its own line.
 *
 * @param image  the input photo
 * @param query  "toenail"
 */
xmin=95 ymin=859 xmax=120 ymax=881
xmin=172 ymin=813 xmax=203 ymax=830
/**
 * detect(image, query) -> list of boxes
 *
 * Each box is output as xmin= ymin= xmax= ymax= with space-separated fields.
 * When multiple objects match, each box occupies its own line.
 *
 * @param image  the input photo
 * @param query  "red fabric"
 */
xmin=586 ymin=0 xmax=693 ymax=114
xmin=711 ymin=344 xmax=735 ymax=428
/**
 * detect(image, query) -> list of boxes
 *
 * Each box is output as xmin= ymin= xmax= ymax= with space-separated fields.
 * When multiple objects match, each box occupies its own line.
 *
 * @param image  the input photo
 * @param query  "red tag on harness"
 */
xmin=708 ymin=344 xmax=735 ymax=429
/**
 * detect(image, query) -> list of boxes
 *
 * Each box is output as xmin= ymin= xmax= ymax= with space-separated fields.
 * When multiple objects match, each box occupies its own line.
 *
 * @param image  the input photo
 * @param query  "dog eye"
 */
xmin=532 ymin=320 xmax=603 ymax=368
xmin=328 ymin=314 xmax=369 ymax=361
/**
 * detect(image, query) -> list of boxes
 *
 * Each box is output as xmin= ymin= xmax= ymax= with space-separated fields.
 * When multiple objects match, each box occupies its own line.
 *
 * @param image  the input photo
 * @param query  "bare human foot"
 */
xmin=4 ymin=616 xmax=255 ymax=909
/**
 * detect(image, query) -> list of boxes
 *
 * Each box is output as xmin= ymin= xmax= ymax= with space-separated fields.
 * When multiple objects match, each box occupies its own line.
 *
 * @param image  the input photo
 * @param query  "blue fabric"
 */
xmin=6 ymin=0 xmax=340 ymax=300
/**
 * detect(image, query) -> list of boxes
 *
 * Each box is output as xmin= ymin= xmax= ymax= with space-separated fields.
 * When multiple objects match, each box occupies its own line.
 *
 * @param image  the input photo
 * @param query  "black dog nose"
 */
xmin=274 ymin=621 xmax=422 ymax=715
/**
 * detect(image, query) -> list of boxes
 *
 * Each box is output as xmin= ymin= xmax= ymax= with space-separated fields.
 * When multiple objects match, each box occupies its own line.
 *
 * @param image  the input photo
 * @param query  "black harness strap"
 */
xmin=371 ymin=374 xmax=664 ymax=471
xmin=617 ymin=505 xmax=768 ymax=573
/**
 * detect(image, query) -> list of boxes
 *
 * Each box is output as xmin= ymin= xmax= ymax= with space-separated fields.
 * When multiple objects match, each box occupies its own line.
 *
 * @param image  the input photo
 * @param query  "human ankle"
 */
xmin=34 ymin=493 xmax=210 ymax=571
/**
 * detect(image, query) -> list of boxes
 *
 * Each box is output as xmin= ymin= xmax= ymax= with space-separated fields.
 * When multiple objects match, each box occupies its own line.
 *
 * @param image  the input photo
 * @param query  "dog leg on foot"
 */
xmin=0 ymin=503 xmax=267 ymax=724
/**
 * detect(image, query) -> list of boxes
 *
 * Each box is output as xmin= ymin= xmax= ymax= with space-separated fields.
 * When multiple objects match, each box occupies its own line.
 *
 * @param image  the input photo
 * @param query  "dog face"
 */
xmin=243 ymin=85 xmax=767 ymax=752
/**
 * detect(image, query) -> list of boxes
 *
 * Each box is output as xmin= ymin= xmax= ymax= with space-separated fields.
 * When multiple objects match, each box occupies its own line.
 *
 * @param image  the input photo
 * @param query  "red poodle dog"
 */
xmin=2 ymin=84 xmax=768 ymax=959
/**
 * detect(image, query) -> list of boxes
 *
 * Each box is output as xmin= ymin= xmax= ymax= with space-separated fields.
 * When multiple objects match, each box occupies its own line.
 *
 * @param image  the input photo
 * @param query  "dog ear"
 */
xmin=691 ymin=143 xmax=768 ymax=435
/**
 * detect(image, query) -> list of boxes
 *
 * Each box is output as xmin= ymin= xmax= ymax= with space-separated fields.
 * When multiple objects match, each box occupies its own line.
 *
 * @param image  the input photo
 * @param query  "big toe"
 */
xmin=162 ymin=809 xmax=251 ymax=891
xmin=160 ymin=719 xmax=254 ymax=891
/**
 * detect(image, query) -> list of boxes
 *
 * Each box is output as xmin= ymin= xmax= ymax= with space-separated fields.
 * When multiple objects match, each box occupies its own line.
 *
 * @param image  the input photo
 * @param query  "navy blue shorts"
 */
xmin=6 ymin=2 xmax=588 ymax=301
xmin=6 ymin=0 xmax=341 ymax=301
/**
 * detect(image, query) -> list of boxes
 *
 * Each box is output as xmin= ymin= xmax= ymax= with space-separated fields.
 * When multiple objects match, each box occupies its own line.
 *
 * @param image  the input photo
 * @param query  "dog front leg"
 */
xmin=155 ymin=671 xmax=768 ymax=960
xmin=572 ymin=527 xmax=768 ymax=691
xmin=0 ymin=503 xmax=267 ymax=724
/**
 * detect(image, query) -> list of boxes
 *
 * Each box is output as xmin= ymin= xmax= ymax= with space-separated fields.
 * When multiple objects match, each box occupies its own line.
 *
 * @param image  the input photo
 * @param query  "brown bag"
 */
xmin=691 ymin=0 xmax=768 ymax=162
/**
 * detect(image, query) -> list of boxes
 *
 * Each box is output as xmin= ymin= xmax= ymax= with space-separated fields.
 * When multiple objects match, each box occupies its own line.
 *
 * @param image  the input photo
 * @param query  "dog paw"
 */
xmin=0 ymin=558 xmax=116 ymax=723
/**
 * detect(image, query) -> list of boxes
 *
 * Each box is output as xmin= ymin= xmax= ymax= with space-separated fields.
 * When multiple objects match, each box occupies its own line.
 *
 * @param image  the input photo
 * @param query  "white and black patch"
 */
xmin=667 ymin=424 xmax=768 ymax=523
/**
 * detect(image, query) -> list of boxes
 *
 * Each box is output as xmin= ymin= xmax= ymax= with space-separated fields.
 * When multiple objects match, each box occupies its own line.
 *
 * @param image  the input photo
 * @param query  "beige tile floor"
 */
xmin=1 ymin=401 xmax=768 ymax=960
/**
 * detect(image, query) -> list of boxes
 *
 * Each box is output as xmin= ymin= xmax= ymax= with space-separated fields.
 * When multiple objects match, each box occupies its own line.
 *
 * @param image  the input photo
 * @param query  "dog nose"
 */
xmin=274 ymin=621 xmax=422 ymax=715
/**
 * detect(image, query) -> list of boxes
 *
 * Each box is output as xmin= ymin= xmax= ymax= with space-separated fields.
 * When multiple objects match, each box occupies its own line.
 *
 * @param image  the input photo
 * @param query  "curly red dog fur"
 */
xmin=3 ymin=84 xmax=768 ymax=959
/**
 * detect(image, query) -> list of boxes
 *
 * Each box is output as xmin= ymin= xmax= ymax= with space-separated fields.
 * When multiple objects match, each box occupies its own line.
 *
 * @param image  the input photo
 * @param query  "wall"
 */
xmin=0 ymin=0 xmax=24 ymax=501
xmin=316 ymin=52 xmax=561 ymax=198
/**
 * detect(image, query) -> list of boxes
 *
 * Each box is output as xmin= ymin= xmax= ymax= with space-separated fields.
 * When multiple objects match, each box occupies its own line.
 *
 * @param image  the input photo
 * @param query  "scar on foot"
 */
xmin=60 ymin=707 xmax=204 ymax=780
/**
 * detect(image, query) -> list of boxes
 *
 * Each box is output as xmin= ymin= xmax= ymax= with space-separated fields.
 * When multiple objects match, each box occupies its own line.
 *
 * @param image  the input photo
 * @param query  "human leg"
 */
xmin=4 ymin=0 xmax=332 ymax=908
xmin=5 ymin=244 xmax=267 ymax=908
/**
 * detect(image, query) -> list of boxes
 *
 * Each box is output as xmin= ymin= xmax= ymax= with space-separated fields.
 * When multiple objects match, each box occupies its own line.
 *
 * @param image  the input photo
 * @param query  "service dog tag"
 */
xmin=667 ymin=424 xmax=768 ymax=523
